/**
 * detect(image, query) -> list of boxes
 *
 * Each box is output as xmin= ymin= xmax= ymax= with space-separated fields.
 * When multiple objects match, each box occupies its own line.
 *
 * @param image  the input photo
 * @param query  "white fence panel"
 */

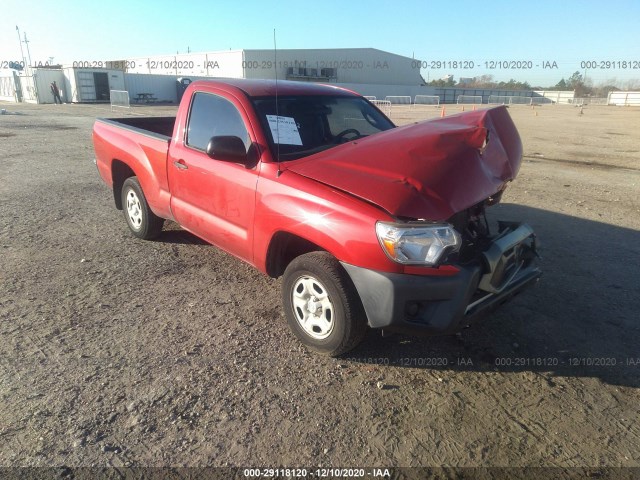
xmin=533 ymin=90 xmax=575 ymax=104
xmin=110 ymin=90 xmax=130 ymax=110
xmin=0 ymin=73 xmax=18 ymax=102
xmin=371 ymin=99 xmax=391 ymax=115
xmin=607 ymin=91 xmax=640 ymax=106
xmin=414 ymin=95 xmax=440 ymax=106
xmin=457 ymin=95 xmax=482 ymax=104
xmin=385 ymin=95 xmax=412 ymax=105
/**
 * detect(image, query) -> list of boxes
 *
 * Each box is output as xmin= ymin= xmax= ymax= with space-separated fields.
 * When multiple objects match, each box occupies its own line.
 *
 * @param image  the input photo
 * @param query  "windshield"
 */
xmin=252 ymin=95 xmax=395 ymax=161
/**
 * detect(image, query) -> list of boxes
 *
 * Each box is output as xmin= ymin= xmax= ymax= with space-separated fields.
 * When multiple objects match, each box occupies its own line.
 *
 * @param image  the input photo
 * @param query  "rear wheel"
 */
xmin=121 ymin=177 xmax=164 ymax=239
xmin=282 ymin=252 xmax=367 ymax=356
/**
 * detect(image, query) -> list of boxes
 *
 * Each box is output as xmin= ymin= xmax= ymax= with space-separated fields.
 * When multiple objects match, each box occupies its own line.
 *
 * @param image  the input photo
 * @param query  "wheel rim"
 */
xmin=291 ymin=275 xmax=335 ymax=340
xmin=125 ymin=189 xmax=143 ymax=230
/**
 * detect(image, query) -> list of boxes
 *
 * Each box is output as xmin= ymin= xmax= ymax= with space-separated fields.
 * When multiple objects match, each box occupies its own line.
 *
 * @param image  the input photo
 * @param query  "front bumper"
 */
xmin=341 ymin=223 xmax=541 ymax=335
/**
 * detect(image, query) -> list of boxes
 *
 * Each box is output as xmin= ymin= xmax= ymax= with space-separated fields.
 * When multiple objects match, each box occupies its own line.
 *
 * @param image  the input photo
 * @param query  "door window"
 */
xmin=186 ymin=92 xmax=249 ymax=152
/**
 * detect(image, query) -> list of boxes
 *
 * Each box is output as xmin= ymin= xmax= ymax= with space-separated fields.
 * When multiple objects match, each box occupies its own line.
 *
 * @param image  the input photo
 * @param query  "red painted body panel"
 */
xmin=167 ymin=84 xmax=263 ymax=262
xmin=253 ymin=162 xmax=400 ymax=273
xmin=286 ymin=106 xmax=521 ymax=221
xmin=93 ymin=122 xmax=174 ymax=220
xmin=93 ymin=79 xmax=522 ymax=278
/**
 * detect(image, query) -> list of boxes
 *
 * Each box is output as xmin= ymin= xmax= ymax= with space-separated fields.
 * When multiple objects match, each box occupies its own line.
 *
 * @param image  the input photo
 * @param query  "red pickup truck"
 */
xmin=93 ymin=79 xmax=540 ymax=356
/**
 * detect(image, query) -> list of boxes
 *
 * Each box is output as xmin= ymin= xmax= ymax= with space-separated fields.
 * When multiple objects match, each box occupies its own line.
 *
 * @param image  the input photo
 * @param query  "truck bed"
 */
xmin=98 ymin=116 xmax=176 ymax=139
xmin=93 ymin=116 xmax=174 ymax=220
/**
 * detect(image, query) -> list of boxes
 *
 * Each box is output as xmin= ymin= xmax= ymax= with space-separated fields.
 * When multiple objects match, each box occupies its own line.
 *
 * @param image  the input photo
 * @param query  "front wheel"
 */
xmin=282 ymin=252 xmax=367 ymax=356
xmin=121 ymin=177 xmax=164 ymax=239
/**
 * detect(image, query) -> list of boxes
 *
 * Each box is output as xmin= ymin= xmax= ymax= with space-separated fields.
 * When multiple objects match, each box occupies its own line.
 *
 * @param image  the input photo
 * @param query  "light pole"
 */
xmin=23 ymin=32 xmax=32 ymax=67
xmin=16 ymin=25 xmax=26 ymax=67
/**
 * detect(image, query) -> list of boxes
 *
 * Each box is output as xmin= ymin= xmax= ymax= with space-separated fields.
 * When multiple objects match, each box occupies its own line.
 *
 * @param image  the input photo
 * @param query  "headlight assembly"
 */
xmin=376 ymin=222 xmax=461 ymax=266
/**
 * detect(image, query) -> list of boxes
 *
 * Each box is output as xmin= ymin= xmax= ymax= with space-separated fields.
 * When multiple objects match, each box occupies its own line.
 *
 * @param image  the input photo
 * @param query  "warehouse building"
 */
xmin=1 ymin=48 xmax=426 ymax=104
xmin=0 ymin=66 xmax=124 ymax=104
xmin=118 ymin=48 xmax=424 ymax=86
xmin=1 ymin=48 xmax=585 ymax=105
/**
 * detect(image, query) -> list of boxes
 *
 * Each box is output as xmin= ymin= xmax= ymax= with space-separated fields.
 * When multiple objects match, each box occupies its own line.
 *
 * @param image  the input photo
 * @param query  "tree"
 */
xmin=554 ymin=78 xmax=568 ymax=90
xmin=496 ymin=78 xmax=531 ymax=90
xmin=566 ymin=71 xmax=592 ymax=97
xmin=624 ymin=79 xmax=640 ymax=90
xmin=567 ymin=71 xmax=583 ymax=89
xmin=428 ymin=77 xmax=455 ymax=87
xmin=591 ymin=79 xmax=619 ymax=97
xmin=472 ymin=75 xmax=495 ymax=87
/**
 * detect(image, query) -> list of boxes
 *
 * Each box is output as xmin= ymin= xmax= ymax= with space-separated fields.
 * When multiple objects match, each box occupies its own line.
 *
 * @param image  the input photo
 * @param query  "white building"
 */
xmin=0 ymin=67 xmax=125 ymax=104
xmin=1 ymin=48 xmax=582 ymax=105
xmin=117 ymin=48 xmax=424 ymax=86
xmin=62 ymin=67 xmax=125 ymax=103
xmin=0 ymin=49 xmax=427 ymax=104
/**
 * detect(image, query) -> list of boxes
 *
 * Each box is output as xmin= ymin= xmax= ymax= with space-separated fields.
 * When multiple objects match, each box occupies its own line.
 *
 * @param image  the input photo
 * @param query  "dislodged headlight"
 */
xmin=376 ymin=222 xmax=461 ymax=266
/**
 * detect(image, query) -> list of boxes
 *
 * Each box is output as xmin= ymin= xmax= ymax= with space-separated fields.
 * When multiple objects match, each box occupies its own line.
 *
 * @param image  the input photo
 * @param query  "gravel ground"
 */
xmin=0 ymin=101 xmax=639 ymax=473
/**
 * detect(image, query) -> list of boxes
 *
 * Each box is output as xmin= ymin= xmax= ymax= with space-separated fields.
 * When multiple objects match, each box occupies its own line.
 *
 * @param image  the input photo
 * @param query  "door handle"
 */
xmin=173 ymin=159 xmax=188 ymax=170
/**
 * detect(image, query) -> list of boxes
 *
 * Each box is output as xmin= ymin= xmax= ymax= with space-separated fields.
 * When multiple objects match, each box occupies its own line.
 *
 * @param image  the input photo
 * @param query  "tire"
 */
xmin=282 ymin=251 xmax=367 ymax=356
xmin=121 ymin=177 xmax=164 ymax=239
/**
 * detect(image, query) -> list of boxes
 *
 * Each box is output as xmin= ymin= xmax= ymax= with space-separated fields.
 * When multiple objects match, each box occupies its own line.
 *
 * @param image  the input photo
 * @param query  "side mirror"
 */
xmin=206 ymin=136 xmax=247 ymax=163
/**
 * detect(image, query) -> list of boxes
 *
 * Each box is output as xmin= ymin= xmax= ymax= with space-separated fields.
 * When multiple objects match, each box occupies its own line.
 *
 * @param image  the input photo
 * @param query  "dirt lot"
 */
xmin=0 ymin=99 xmax=639 ymax=474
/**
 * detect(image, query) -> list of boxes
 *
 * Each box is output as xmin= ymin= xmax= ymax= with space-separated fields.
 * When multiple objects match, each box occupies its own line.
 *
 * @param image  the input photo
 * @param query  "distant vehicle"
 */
xmin=93 ymin=79 xmax=541 ymax=356
xmin=8 ymin=61 xmax=24 ymax=71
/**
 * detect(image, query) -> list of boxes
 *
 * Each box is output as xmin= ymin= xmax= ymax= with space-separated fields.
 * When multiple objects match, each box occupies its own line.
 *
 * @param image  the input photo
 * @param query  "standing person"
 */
xmin=50 ymin=81 xmax=62 ymax=104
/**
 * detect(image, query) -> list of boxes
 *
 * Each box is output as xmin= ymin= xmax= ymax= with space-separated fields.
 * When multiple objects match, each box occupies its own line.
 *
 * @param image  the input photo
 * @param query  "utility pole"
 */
xmin=23 ymin=32 xmax=33 ymax=67
xmin=16 ymin=26 xmax=26 ymax=67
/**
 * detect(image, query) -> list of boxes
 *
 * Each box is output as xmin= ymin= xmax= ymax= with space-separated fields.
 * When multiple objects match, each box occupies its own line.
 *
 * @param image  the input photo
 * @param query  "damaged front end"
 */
xmin=445 ymin=197 xmax=541 ymax=328
xmin=286 ymin=106 xmax=524 ymax=221
xmin=342 ymin=191 xmax=541 ymax=336
xmin=290 ymin=105 xmax=541 ymax=334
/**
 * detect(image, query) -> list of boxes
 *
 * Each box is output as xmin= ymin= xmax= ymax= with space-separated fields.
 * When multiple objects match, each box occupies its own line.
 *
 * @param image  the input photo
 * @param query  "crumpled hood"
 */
xmin=286 ymin=106 xmax=522 ymax=220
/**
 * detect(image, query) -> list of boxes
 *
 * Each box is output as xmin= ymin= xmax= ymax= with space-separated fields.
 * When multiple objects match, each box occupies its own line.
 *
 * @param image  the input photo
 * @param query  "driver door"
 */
xmin=168 ymin=91 xmax=258 ymax=262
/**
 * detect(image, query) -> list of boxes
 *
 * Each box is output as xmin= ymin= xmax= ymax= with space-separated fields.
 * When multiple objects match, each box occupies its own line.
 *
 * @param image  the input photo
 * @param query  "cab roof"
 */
xmin=189 ymin=78 xmax=359 ymax=98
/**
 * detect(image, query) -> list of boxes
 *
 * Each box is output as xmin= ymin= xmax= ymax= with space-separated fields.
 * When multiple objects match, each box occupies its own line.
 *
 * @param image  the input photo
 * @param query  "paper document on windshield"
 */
xmin=266 ymin=115 xmax=303 ymax=146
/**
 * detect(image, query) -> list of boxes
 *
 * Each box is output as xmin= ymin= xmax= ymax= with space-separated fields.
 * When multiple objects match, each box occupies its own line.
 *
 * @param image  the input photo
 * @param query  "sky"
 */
xmin=2 ymin=0 xmax=639 ymax=88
